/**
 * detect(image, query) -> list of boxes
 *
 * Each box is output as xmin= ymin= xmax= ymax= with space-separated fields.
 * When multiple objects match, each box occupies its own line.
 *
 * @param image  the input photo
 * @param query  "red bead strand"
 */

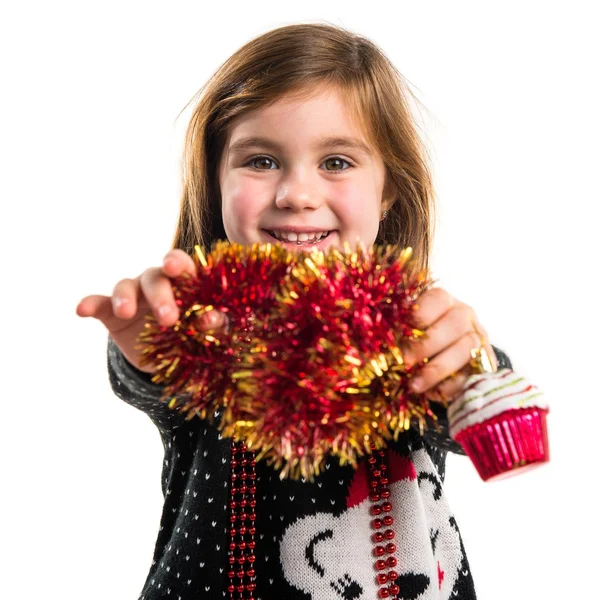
xmin=368 ymin=446 xmax=400 ymax=600
xmin=228 ymin=441 xmax=257 ymax=600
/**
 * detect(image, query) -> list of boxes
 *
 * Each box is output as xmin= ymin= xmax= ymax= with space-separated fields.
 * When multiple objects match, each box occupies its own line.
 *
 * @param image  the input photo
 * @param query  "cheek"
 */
xmin=330 ymin=180 xmax=382 ymax=226
xmin=221 ymin=176 xmax=271 ymax=233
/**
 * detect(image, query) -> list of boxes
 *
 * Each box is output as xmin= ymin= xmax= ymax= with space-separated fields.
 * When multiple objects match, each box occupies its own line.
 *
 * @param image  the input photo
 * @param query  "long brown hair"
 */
xmin=173 ymin=22 xmax=435 ymax=269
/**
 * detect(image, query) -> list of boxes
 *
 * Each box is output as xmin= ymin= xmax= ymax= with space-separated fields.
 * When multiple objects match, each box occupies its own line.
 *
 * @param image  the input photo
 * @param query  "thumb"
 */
xmin=195 ymin=309 xmax=228 ymax=333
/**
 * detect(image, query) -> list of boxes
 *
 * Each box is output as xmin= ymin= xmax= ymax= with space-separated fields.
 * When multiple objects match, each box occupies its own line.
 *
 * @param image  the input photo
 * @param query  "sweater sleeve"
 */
xmin=107 ymin=336 xmax=187 ymax=432
xmin=421 ymin=345 xmax=513 ymax=455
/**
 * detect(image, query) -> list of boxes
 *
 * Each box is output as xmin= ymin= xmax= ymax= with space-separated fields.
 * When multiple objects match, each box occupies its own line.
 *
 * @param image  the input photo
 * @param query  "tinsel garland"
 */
xmin=137 ymin=242 xmax=433 ymax=480
xmin=137 ymin=243 xmax=292 ymax=416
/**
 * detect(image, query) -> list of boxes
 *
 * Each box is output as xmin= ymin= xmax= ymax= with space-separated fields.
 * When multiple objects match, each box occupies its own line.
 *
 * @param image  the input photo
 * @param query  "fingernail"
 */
xmin=114 ymin=297 xmax=129 ymax=309
xmin=204 ymin=311 xmax=218 ymax=325
xmin=198 ymin=310 xmax=221 ymax=328
xmin=410 ymin=377 xmax=424 ymax=392
xmin=163 ymin=255 xmax=176 ymax=268
xmin=158 ymin=304 xmax=172 ymax=317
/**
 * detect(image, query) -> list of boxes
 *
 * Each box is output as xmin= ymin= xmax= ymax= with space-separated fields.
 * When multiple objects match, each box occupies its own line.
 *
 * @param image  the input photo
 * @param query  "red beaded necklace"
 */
xmin=227 ymin=440 xmax=401 ymax=599
xmin=367 ymin=444 xmax=400 ymax=599
xmin=227 ymin=441 xmax=257 ymax=600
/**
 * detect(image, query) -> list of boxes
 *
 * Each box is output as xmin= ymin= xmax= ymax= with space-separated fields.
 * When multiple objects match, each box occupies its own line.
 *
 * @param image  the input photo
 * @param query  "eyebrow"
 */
xmin=227 ymin=136 xmax=373 ymax=156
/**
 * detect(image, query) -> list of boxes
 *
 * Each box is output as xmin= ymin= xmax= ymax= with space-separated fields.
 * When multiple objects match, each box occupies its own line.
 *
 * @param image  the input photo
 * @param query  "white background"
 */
xmin=1 ymin=1 xmax=598 ymax=599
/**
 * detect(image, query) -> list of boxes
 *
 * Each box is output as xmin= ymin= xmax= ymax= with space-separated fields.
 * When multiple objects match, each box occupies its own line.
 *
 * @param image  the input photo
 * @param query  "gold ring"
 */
xmin=468 ymin=319 xmax=496 ymax=375
xmin=469 ymin=345 xmax=496 ymax=374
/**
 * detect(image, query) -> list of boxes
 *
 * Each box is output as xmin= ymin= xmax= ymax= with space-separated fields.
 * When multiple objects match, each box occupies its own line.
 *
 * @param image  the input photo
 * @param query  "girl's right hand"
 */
xmin=76 ymin=249 xmax=227 ymax=374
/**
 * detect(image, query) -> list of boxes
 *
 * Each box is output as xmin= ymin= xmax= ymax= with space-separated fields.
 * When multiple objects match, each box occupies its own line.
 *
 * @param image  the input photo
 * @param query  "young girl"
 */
xmin=77 ymin=23 xmax=511 ymax=600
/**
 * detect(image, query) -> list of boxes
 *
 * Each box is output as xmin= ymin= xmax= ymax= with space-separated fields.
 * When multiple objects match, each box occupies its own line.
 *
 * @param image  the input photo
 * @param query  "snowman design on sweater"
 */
xmin=279 ymin=448 xmax=465 ymax=600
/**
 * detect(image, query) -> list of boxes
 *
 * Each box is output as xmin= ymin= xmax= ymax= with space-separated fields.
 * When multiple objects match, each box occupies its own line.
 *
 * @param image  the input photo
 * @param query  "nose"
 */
xmin=275 ymin=169 xmax=323 ymax=212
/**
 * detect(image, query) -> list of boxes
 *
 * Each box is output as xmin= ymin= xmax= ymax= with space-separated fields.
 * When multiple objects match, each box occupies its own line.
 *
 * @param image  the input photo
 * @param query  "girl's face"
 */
xmin=218 ymin=85 xmax=391 ymax=252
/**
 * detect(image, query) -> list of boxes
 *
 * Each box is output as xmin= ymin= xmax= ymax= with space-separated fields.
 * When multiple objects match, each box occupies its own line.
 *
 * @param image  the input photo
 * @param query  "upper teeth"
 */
xmin=270 ymin=230 xmax=329 ymax=242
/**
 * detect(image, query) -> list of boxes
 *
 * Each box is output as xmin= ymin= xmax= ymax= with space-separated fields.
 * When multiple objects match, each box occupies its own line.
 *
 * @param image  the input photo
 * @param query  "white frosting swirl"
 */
xmin=447 ymin=368 xmax=547 ymax=438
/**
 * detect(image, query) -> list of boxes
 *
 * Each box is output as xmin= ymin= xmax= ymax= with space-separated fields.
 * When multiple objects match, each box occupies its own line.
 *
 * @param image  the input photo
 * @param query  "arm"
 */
xmin=107 ymin=336 xmax=187 ymax=432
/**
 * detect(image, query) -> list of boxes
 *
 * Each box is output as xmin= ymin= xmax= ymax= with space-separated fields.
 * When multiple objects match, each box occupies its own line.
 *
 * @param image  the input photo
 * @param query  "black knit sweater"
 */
xmin=107 ymin=337 xmax=512 ymax=600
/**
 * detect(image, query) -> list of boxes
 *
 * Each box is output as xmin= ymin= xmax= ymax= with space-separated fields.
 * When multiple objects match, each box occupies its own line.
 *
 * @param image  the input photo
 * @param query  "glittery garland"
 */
xmin=138 ymin=242 xmax=434 ymax=480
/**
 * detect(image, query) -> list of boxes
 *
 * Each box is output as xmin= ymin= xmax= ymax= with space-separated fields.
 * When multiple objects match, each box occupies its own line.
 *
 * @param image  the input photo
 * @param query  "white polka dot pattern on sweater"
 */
xmin=107 ymin=337 xmax=511 ymax=599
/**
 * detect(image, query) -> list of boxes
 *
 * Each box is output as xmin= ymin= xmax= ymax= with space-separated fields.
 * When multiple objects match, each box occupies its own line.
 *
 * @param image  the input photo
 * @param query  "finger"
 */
xmin=196 ymin=309 xmax=229 ymax=333
xmin=411 ymin=288 xmax=455 ymax=329
xmin=162 ymin=249 xmax=197 ymax=279
xmin=428 ymin=370 xmax=469 ymax=404
xmin=76 ymin=294 xmax=135 ymax=333
xmin=111 ymin=278 xmax=141 ymax=320
xmin=139 ymin=267 xmax=180 ymax=326
xmin=404 ymin=303 xmax=474 ymax=367
xmin=76 ymin=294 xmax=113 ymax=320
xmin=428 ymin=336 xmax=497 ymax=403
xmin=409 ymin=330 xmax=484 ymax=394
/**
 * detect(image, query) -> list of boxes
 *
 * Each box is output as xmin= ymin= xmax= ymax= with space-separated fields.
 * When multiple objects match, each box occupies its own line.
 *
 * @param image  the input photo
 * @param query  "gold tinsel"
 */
xmin=137 ymin=242 xmax=435 ymax=480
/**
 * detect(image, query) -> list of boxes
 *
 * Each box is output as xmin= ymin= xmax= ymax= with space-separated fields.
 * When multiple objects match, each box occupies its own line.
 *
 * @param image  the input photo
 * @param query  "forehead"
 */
xmin=225 ymin=85 xmax=372 ymax=147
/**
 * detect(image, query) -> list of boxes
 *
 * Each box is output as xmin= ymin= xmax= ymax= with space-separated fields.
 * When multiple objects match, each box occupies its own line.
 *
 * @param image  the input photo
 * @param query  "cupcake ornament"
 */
xmin=447 ymin=346 xmax=550 ymax=481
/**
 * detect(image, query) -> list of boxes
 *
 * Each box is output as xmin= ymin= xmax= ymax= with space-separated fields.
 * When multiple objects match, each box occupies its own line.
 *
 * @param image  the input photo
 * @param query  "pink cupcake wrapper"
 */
xmin=454 ymin=407 xmax=550 ymax=481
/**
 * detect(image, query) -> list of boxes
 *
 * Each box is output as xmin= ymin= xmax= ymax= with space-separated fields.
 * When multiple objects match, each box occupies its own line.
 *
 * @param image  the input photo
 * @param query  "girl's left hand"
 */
xmin=402 ymin=288 xmax=498 ymax=403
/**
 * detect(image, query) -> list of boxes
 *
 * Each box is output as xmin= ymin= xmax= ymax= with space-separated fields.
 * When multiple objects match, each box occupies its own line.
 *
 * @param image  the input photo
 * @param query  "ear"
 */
xmin=381 ymin=198 xmax=394 ymax=219
xmin=381 ymin=177 xmax=395 ymax=213
xmin=380 ymin=195 xmax=395 ymax=221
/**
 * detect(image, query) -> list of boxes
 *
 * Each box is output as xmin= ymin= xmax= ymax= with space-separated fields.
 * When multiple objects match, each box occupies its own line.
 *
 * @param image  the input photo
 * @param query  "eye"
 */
xmin=322 ymin=157 xmax=352 ymax=173
xmin=247 ymin=156 xmax=278 ymax=170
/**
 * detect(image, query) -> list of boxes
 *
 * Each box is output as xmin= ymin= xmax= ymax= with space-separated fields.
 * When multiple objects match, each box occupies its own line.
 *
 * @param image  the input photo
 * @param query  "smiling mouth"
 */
xmin=266 ymin=230 xmax=333 ymax=246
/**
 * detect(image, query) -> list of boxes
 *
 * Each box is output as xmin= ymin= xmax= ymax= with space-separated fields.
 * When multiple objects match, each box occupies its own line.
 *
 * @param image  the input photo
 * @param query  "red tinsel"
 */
xmin=137 ymin=243 xmax=292 ymax=419
xmin=137 ymin=242 xmax=433 ymax=479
